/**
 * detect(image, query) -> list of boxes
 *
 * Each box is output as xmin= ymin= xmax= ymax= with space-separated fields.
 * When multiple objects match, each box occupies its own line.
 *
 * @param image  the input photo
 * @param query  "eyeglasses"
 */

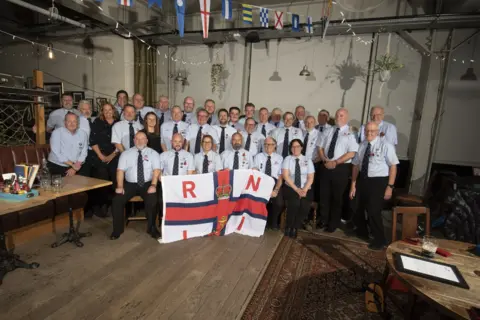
xmin=264 ymin=143 xmax=275 ymax=146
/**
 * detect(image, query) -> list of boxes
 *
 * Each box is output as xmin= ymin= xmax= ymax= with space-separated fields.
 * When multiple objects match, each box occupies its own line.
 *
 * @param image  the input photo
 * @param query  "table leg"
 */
xmin=51 ymin=206 xmax=92 ymax=248
xmin=0 ymin=232 xmax=39 ymax=285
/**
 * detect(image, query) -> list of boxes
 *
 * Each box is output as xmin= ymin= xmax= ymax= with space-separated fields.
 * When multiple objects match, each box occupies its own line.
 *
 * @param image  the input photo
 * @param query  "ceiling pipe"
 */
xmin=6 ymin=0 xmax=86 ymax=29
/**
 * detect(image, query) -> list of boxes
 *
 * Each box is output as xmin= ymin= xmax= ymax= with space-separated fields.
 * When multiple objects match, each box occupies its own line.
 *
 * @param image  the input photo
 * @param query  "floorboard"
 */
xmin=0 ymin=217 xmax=282 ymax=320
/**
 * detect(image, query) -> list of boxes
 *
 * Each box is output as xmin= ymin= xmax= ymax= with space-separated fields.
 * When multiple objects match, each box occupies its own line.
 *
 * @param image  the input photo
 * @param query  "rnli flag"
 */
xmin=161 ymin=169 xmax=274 ymax=244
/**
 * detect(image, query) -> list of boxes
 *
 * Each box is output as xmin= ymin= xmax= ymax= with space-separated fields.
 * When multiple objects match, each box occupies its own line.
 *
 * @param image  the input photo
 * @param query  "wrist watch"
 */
xmin=387 ymin=184 xmax=395 ymax=189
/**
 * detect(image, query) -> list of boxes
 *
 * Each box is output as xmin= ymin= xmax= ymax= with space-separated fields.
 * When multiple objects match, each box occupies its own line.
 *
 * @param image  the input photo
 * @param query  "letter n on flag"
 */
xmin=160 ymin=170 xmax=274 ymax=244
xmin=199 ymin=0 xmax=211 ymax=38
xmin=274 ymin=11 xmax=283 ymax=30
xmin=222 ymin=0 xmax=232 ymax=20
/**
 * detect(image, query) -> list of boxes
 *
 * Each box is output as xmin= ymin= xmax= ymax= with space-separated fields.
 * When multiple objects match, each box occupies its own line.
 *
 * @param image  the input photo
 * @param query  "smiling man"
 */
xmin=358 ymin=106 xmax=398 ymax=146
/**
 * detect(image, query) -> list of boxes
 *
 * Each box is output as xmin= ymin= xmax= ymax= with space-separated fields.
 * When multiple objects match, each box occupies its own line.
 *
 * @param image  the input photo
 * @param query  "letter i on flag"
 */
xmin=274 ymin=11 xmax=283 ymax=30
xmin=305 ymin=16 xmax=313 ymax=34
xmin=222 ymin=0 xmax=232 ymax=20
xmin=118 ymin=0 xmax=133 ymax=6
xmin=199 ymin=0 xmax=211 ymax=38
xmin=260 ymin=8 xmax=268 ymax=28
xmin=242 ymin=4 xmax=253 ymax=24
xmin=292 ymin=14 xmax=299 ymax=32
xmin=175 ymin=0 xmax=185 ymax=37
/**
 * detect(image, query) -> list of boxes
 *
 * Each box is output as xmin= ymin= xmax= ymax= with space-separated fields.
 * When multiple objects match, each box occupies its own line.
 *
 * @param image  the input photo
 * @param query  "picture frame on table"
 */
xmin=43 ymin=82 xmax=64 ymax=108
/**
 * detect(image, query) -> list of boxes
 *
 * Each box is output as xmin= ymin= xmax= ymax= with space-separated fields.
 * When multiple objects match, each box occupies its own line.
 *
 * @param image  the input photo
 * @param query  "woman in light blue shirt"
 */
xmin=282 ymin=139 xmax=315 ymax=239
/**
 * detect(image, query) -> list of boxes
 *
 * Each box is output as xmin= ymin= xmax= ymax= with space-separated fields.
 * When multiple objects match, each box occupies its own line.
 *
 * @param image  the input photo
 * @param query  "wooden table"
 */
xmin=385 ymin=239 xmax=480 ymax=319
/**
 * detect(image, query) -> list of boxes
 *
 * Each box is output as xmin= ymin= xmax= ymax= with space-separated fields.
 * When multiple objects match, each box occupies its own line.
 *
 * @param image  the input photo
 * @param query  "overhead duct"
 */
xmin=6 ymin=0 xmax=86 ymax=29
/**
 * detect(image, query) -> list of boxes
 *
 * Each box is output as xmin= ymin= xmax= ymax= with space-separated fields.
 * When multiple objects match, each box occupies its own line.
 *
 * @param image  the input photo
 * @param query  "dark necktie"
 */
xmin=261 ymin=124 xmax=266 ymax=137
xmin=231 ymin=124 xmax=235 ymax=128
xmin=173 ymin=151 xmax=179 ymax=175
xmin=294 ymin=158 xmax=301 ymax=188
xmin=195 ymin=126 xmax=202 ymax=154
xmin=202 ymin=154 xmax=209 ymax=173
xmin=87 ymin=118 xmax=92 ymax=127
xmin=294 ymin=121 xmax=299 ymax=128
xmin=245 ymin=134 xmax=251 ymax=151
xmin=182 ymin=114 xmax=187 ymax=122
xmin=327 ymin=128 xmax=340 ymax=159
xmin=265 ymin=155 xmax=272 ymax=176
xmin=137 ymin=111 xmax=143 ymax=123
xmin=302 ymin=132 xmax=309 ymax=155
xmin=137 ymin=150 xmax=145 ymax=187
xmin=233 ymin=151 xmax=239 ymax=169
xmin=282 ymin=129 xmax=289 ymax=158
xmin=173 ymin=123 xmax=178 ymax=136
xmin=320 ymin=126 xmax=324 ymax=132
xmin=159 ymin=113 xmax=165 ymax=126
xmin=361 ymin=143 xmax=371 ymax=178
xmin=207 ymin=117 xmax=212 ymax=125
xmin=129 ymin=122 xmax=135 ymax=148
xmin=220 ymin=127 xmax=226 ymax=154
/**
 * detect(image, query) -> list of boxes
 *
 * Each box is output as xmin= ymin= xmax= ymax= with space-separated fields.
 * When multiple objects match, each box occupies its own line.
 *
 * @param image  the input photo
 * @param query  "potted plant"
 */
xmin=211 ymin=63 xmax=224 ymax=93
xmin=374 ymin=54 xmax=404 ymax=82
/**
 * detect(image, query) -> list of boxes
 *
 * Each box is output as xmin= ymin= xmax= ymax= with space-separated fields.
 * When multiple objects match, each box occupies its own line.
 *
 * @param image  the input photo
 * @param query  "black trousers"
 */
xmin=354 ymin=176 xmax=388 ymax=245
xmin=319 ymin=163 xmax=351 ymax=230
xmin=284 ymin=186 xmax=313 ymax=229
xmin=87 ymin=152 xmax=119 ymax=214
xmin=111 ymin=181 xmax=158 ymax=236
xmin=47 ymin=161 xmax=90 ymax=177
xmin=267 ymin=186 xmax=285 ymax=228
xmin=313 ymin=162 xmax=323 ymax=203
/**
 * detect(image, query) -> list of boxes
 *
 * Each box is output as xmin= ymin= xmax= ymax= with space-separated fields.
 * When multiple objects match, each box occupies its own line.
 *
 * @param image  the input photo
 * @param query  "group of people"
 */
xmin=43 ymin=89 xmax=399 ymax=250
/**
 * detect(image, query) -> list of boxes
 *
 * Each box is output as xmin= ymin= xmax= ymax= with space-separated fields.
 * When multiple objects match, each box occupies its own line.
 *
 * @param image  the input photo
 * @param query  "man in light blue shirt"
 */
xmin=114 ymin=90 xmax=129 ymax=116
xmin=111 ymin=131 xmax=161 ymax=240
xmin=112 ymin=104 xmax=144 ymax=151
xmin=358 ymin=106 xmax=398 ymax=146
xmin=47 ymin=112 xmax=89 ymax=176
xmin=45 ymin=93 xmax=81 ymax=132
xmin=154 ymin=95 xmax=171 ymax=126
xmin=350 ymin=121 xmax=399 ymax=250
xmin=186 ymin=108 xmax=219 ymax=154
xmin=221 ymin=132 xmax=253 ymax=169
xmin=161 ymin=105 xmax=189 ymax=151
xmin=204 ymin=99 xmax=218 ymax=126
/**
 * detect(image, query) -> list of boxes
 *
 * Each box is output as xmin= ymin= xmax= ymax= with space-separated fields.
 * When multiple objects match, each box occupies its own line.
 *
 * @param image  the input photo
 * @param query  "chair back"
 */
xmin=391 ymin=206 xmax=430 ymax=242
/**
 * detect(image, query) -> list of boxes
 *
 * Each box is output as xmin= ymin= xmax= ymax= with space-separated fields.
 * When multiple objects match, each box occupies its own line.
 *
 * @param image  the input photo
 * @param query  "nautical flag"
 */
xmin=222 ymin=0 xmax=232 ymax=20
xmin=274 ymin=11 xmax=283 ymax=30
xmin=242 ymin=4 xmax=253 ymax=24
xmin=175 ymin=0 xmax=185 ymax=37
xmin=260 ymin=8 xmax=268 ymax=28
xmin=305 ymin=16 xmax=313 ymax=34
xmin=118 ymin=0 xmax=132 ymax=6
xmin=199 ymin=0 xmax=211 ymax=38
xmin=292 ymin=14 xmax=299 ymax=32
xmin=161 ymin=170 xmax=274 ymax=243
xmin=148 ymin=0 xmax=161 ymax=7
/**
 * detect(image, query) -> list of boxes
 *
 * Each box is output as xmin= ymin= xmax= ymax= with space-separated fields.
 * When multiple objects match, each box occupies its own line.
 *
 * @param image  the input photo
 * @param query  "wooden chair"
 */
xmin=391 ymin=206 xmax=430 ymax=242
xmin=125 ymin=196 xmax=146 ymax=225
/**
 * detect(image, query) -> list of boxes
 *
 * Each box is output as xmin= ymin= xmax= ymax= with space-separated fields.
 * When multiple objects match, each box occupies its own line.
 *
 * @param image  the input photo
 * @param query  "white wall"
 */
xmin=0 ymin=35 xmax=134 ymax=102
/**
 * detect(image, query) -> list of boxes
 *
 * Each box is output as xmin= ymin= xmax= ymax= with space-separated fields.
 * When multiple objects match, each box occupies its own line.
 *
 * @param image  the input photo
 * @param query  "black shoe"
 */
xmin=368 ymin=242 xmax=385 ymax=251
xmin=291 ymin=228 xmax=298 ymax=239
xmin=149 ymin=227 xmax=161 ymax=239
xmin=110 ymin=233 xmax=120 ymax=240
xmin=284 ymin=228 xmax=290 ymax=236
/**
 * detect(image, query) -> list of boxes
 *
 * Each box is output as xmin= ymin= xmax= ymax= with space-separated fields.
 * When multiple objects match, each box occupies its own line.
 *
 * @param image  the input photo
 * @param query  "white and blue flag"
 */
xmin=260 ymin=8 xmax=268 ymax=28
xmin=222 ymin=0 xmax=232 ymax=20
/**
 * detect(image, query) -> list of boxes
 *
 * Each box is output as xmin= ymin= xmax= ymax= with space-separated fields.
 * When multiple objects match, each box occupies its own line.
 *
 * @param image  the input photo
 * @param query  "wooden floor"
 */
xmin=0 ymin=217 xmax=282 ymax=320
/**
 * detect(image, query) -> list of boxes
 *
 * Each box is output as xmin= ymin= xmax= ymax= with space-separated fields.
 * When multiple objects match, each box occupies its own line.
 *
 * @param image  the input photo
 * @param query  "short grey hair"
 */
xmin=64 ymin=111 xmax=79 ymax=123
xmin=77 ymin=100 xmax=92 ymax=111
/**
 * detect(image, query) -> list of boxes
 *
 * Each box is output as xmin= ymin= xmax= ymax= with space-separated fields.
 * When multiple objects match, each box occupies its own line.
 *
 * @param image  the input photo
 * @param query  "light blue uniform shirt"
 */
xmin=213 ymin=125 xmax=238 ymax=152
xmin=186 ymin=123 xmax=219 ymax=155
xmin=46 ymin=108 xmax=81 ymax=131
xmin=269 ymin=126 xmax=304 ymax=157
xmin=254 ymin=152 xmax=283 ymax=178
xmin=160 ymin=149 xmax=194 ymax=176
xmin=221 ymin=149 xmax=253 ymax=170
xmin=111 ymin=120 xmax=144 ymax=150
xmin=194 ymin=150 xmax=223 ymax=173
xmin=302 ymin=128 xmax=320 ymax=161
xmin=154 ymin=109 xmax=172 ymax=123
xmin=269 ymin=120 xmax=284 ymax=128
xmin=358 ymin=121 xmax=398 ymax=146
xmin=319 ymin=125 xmax=359 ymax=163
xmin=207 ymin=113 xmax=218 ymax=126
xmin=48 ymin=127 xmax=89 ymax=167
xmin=282 ymin=155 xmax=315 ymax=188
xmin=352 ymin=137 xmax=399 ymax=177
xmin=161 ymin=120 xmax=189 ymax=150
xmin=117 ymin=147 xmax=161 ymax=183
xmin=241 ymin=131 xmax=264 ymax=157
xmin=256 ymin=122 xmax=276 ymax=137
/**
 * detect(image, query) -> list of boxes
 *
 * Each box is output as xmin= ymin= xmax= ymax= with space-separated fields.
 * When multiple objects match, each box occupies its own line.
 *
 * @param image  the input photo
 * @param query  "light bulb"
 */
xmin=47 ymin=43 xmax=54 ymax=59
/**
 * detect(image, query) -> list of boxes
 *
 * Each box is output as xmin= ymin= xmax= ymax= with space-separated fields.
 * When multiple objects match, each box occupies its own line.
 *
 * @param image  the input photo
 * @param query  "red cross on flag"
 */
xmin=274 ymin=11 xmax=284 ymax=30
xmin=199 ymin=0 xmax=211 ymax=38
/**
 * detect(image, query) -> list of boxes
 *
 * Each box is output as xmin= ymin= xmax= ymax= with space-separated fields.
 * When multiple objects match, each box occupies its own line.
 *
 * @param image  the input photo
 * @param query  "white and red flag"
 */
xmin=199 ymin=0 xmax=211 ymax=38
xmin=274 ymin=11 xmax=284 ymax=30
xmin=161 ymin=170 xmax=274 ymax=244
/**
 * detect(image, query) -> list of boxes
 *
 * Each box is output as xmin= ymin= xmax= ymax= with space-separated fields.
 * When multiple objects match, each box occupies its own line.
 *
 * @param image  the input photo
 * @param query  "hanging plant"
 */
xmin=374 ymin=54 xmax=404 ymax=82
xmin=211 ymin=63 xmax=224 ymax=93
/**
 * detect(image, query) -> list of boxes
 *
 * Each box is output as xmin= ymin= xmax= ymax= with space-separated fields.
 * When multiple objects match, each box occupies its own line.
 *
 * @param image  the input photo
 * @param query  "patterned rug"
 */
xmin=242 ymin=232 xmax=400 ymax=320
